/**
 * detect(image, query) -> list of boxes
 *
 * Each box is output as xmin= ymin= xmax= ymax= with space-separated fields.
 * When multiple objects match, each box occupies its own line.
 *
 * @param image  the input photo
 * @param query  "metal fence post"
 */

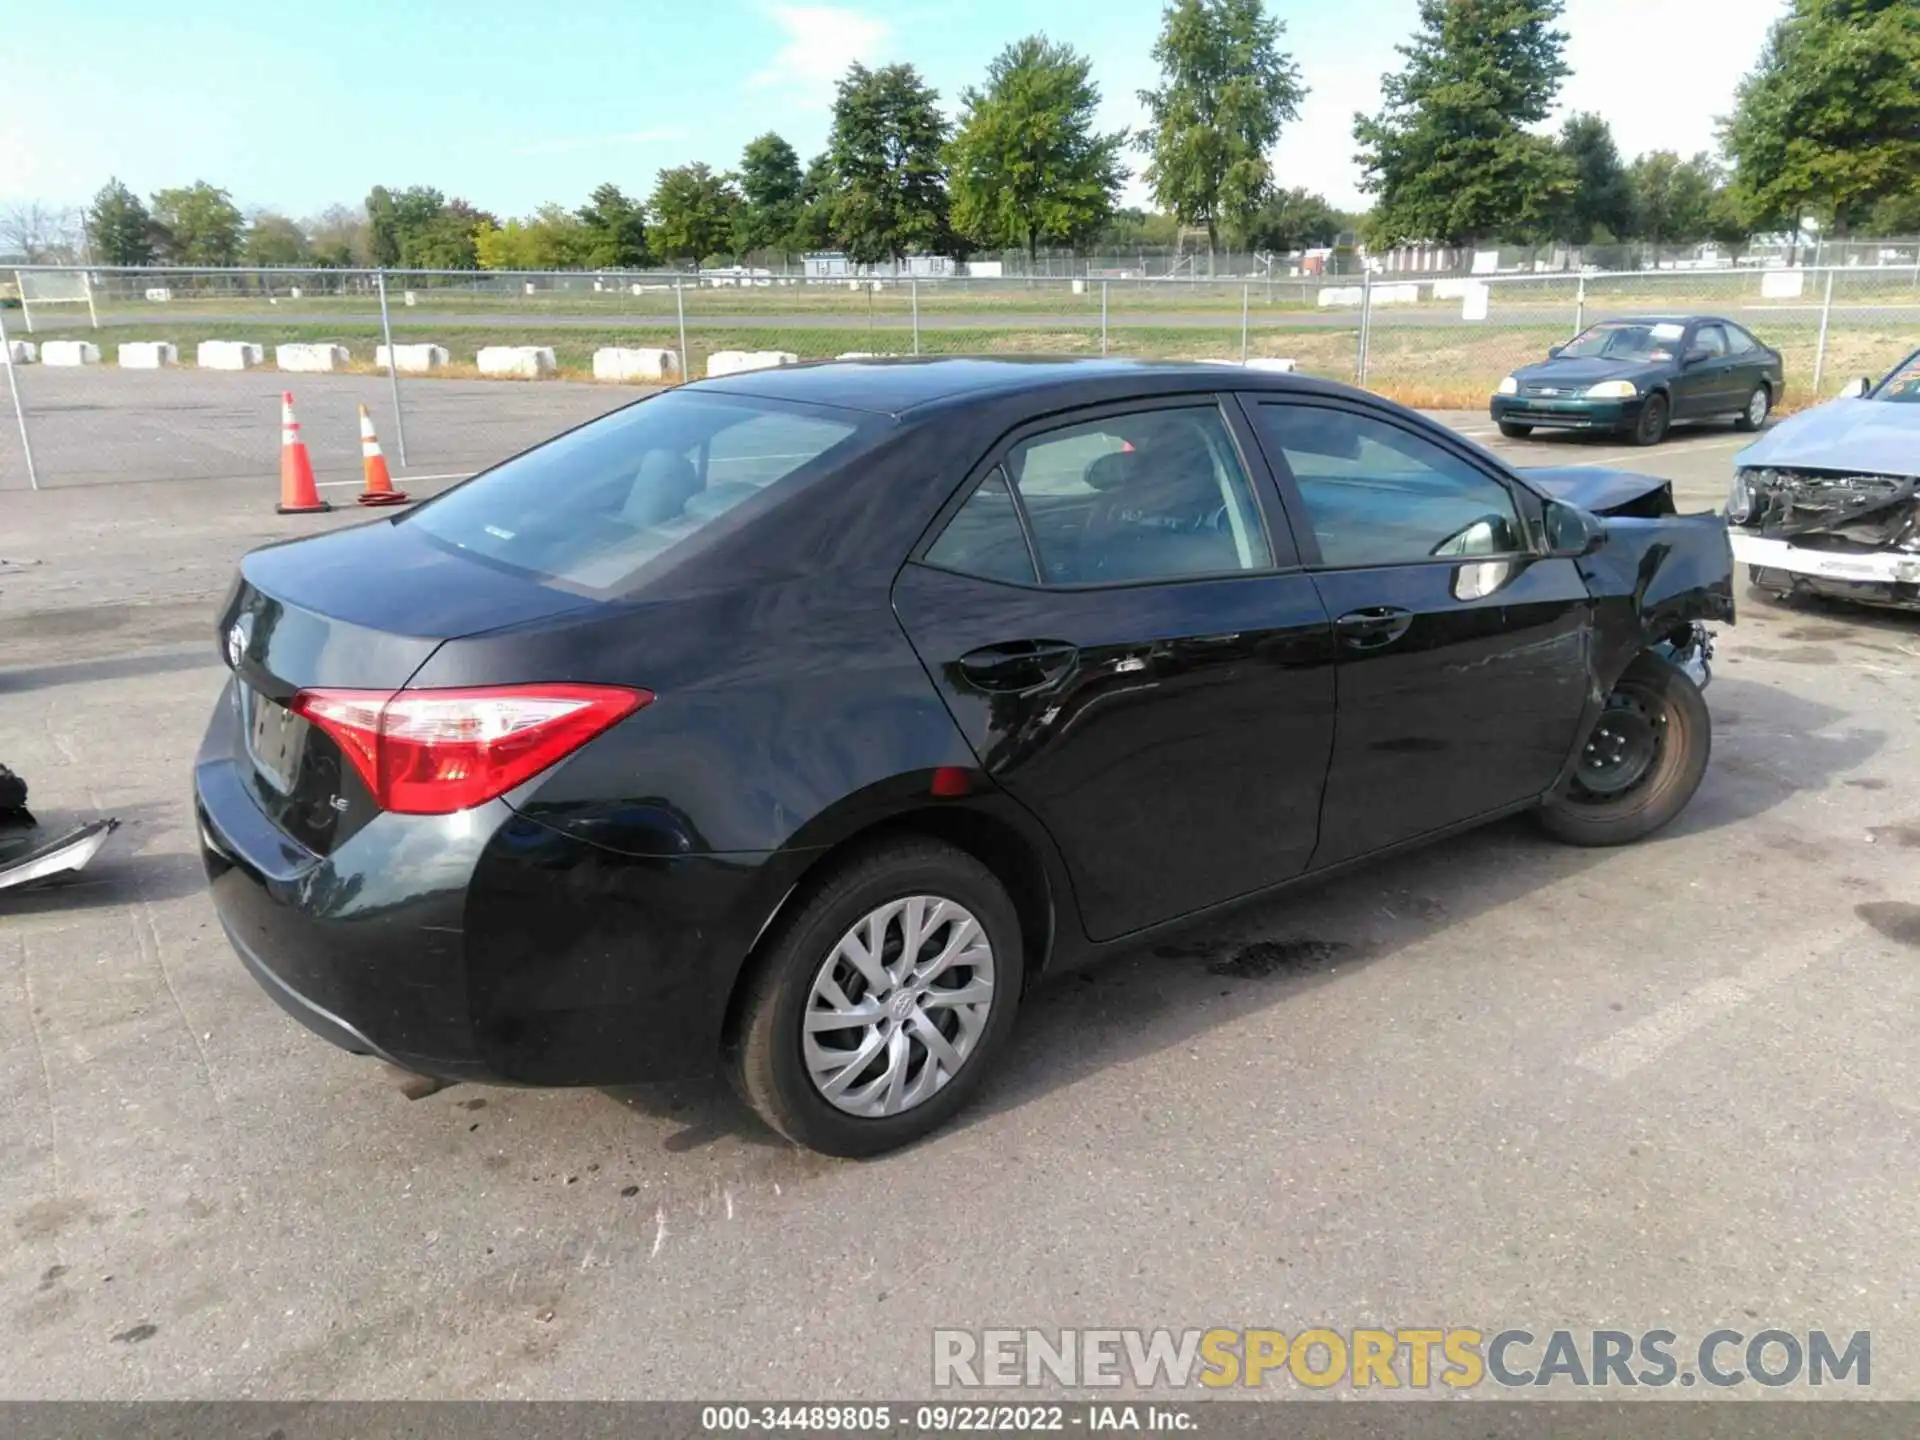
xmin=911 ymin=278 xmax=920 ymax=356
xmin=1356 ymin=270 xmax=1374 ymax=384
xmin=1100 ymin=281 xmax=1108 ymax=355
xmin=375 ymin=271 xmax=409 ymax=466
xmin=0 ymin=305 xmax=38 ymax=491
xmin=1574 ymin=274 xmax=1586 ymax=338
xmin=1240 ymin=282 xmax=1250 ymax=362
xmin=675 ymin=278 xmax=690 ymax=382
xmin=1811 ymin=267 xmax=1835 ymax=395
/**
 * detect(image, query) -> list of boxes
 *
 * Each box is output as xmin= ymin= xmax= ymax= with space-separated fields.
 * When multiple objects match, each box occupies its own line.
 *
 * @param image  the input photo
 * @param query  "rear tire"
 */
xmin=1497 ymin=420 xmax=1533 ymax=439
xmin=1536 ymin=654 xmax=1710 ymax=847
xmin=1734 ymin=383 xmax=1771 ymax=432
xmin=725 ymin=838 xmax=1023 ymax=1158
xmin=1632 ymin=392 xmax=1671 ymax=446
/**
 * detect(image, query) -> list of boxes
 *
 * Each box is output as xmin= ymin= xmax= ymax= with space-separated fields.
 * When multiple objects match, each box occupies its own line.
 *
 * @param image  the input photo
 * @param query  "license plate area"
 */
xmin=242 ymin=687 xmax=308 ymax=795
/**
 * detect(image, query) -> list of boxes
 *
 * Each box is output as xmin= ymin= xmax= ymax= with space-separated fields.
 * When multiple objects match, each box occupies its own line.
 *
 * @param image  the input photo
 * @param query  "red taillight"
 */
xmin=291 ymin=684 xmax=650 ymax=815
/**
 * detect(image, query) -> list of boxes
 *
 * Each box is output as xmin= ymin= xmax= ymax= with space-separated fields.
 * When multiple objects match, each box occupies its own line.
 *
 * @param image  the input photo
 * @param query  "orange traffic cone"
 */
xmin=355 ymin=404 xmax=409 ymax=507
xmin=276 ymin=391 xmax=331 ymax=515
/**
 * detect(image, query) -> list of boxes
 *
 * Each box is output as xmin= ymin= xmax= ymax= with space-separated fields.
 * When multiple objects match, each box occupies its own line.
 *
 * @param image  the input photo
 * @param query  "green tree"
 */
xmin=1097 ymin=207 xmax=1182 ymax=248
xmin=150 ymin=182 xmax=245 ymax=264
xmin=828 ymin=62 xmax=951 ymax=265
xmin=1353 ymin=0 xmax=1574 ymax=247
xmin=576 ymin=183 xmax=650 ymax=268
xmin=1627 ymin=151 xmax=1720 ymax=247
xmin=793 ymin=152 xmax=841 ymax=252
xmin=1723 ymin=0 xmax=1920 ymax=237
xmin=1135 ymin=0 xmax=1305 ymax=263
xmin=244 ymin=212 xmax=310 ymax=266
xmin=947 ymin=36 xmax=1126 ymax=263
xmin=365 ymin=186 xmax=402 ymax=265
xmin=86 ymin=179 xmax=156 ymax=266
xmin=1865 ymin=190 xmax=1920 ymax=236
xmin=1239 ymin=187 xmax=1342 ymax=252
xmin=649 ymin=163 xmax=742 ymax=263
xmin=363 ymin=186 xmax=468 ymax=267
xmin=304 ymin=204 xmax=367 ymax=267
xmin=1555 ymin=112 xmax=1632 ymax=246
xmin=736 ymin=133 xmax=805 ymax=256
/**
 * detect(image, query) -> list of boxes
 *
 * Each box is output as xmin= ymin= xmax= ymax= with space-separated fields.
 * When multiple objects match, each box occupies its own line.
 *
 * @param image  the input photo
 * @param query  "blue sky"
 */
xmin=0 ymin=0 xmax=1784 ymax=219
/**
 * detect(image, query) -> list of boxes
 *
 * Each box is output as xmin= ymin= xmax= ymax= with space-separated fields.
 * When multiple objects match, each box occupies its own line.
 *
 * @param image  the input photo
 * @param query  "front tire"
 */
xmin=1632 ymin=391 xmax=1671 ymax=446
xmin=1734 ymin=383 xmax=1771 ymax=432
xmin=726 ymin=838 xmax=1023 ymax=1157
xmin=1536 ymin=654 xmax=1710 ymax=847
xmin=1497 ymin=420 xmax=1533 ymax=439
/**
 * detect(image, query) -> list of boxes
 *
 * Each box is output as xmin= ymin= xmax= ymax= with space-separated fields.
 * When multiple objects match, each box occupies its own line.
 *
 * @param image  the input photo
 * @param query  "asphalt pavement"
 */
xmin=3 ymin=412 xmax=1918 ymax=1401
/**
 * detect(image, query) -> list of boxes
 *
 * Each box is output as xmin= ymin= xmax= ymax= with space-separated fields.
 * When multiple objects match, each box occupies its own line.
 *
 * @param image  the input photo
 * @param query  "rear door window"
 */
xmin=405 ymin=391 xmax=871 ymax=592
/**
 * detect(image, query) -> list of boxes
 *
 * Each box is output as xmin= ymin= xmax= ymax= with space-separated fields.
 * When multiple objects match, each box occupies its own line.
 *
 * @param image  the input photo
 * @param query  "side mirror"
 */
xmin=1838 ymin=375 xmax=1871 ymax=399
xmin=1543 ymin=498 xmax=1606 ymax=558
xmin=1682 ymin=348 xmax=1711 ymax=367
xmin=1546 ymin=344 xmax=1565 ymax=359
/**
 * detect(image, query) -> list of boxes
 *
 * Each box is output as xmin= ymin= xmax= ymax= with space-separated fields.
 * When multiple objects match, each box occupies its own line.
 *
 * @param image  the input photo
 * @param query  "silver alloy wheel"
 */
xmin=1747 ymin=387 xmax=1769 ymax=426
xmin=802 ymin=895 xmax=995 ymax=1118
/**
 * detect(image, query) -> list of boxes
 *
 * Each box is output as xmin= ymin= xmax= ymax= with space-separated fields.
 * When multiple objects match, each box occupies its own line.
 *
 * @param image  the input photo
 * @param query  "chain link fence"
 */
xmin=2 ymin=261 xmax=1915 ymax=490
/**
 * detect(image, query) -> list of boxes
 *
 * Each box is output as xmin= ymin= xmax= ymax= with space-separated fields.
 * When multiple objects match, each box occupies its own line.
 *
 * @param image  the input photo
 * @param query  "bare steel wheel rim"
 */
xmin=803 ymin=895 xmax=996 ymax=1118
xmin=1747 ymin=388 xmax=1768 ymax=426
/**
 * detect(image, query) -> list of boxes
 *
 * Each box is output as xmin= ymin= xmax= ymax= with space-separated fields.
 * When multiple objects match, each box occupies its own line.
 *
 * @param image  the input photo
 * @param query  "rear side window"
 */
xmin=406 ymin=391 xmax=868 ymax=592
xmin=1724 ymin=326 xmax=1757 ymax=355
xmin=924 ymin=470 xmax=1038 ymax=584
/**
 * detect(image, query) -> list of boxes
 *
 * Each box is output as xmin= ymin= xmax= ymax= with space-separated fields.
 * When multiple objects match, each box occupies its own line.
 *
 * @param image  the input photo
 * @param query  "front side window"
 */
xmin=406 ymin=390 xmax=870 ymax=592
xmin=1002 ymin=406 xmax=1272 ymax=585
xmin=1694 ymin=324 xmax=1730 ymax=358
xmin=1255 ymin=404 xmax=1525 ymax=569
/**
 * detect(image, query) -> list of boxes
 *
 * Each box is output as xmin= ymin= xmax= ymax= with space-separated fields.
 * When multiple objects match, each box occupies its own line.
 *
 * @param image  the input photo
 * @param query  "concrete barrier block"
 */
xmin=706 ymin=350 xmax=798 ymax=378
xmin=1317 ymin=286 xmax=1364 ymax=308
xmin=41 ymin=341 xmax=101 ymax=366
xmin=197 ymin=340 xmax=265 ymax=370
xmin=404 ymin=290 xmax=418 ymax=306
xmin=376 ymin=343 xmax=450 ymax=373
xmin=144 ymin=287 xmax=173 ymax=302
xmin=4 ymin=341 xmax=35 ymax=364
xmin=276 ymin=343 xmax=349 ymax=373
xmin=1760 ymin=269 xmax=1805 ymax=300
xmin=1242 ymin=357 xmax=1298 ymax=373
xmin=592 ymin=347 xmax=679 ymax=381
xmin=835 ymin=351 xmax=903 ymax=360
xmin=477 ymin=345 xmax=557 ymax=378
xmin=118 ymin=341 xmax=178 ymax=368
xmin=1373 ymin=283 xmax=1420 ymax=306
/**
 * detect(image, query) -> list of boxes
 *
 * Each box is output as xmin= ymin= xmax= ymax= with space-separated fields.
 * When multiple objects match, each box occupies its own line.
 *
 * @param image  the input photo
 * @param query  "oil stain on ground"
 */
xmin=1867 ymin=823 xmax=1920 ymax=849
xmin=1856 ymin=902 xmax=1920 ymax=948
xmin=1206 ymin=939 xmax=1351 ymax=979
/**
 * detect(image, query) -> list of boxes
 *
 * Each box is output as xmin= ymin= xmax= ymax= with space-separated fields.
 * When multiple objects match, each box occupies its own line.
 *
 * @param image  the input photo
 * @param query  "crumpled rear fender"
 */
xmin=1578 ymin=513 xmax=1736 ymax=695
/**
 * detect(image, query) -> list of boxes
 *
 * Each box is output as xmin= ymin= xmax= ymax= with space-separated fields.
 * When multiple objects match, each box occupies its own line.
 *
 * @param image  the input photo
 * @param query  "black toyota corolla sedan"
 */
xmin=197 ymin=359 xmax=1734 ymax=1156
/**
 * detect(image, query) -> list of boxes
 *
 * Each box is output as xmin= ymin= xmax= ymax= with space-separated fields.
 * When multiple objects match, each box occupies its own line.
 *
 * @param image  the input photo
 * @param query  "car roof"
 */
xmin=1589 ymin=314 xmax=1733 ymax=327
xmin=682 ymin=356 xmax=1326 ymax=418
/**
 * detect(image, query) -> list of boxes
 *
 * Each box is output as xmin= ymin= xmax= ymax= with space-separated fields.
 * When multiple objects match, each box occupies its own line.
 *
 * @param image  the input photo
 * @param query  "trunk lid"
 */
xmin=218 ymin=518 xmax=600 ymax=855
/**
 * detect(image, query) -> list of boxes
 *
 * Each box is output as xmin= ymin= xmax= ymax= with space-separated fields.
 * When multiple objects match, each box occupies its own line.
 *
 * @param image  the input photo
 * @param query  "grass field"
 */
xmin=18 ymin=311 xmax=1912 ymax=412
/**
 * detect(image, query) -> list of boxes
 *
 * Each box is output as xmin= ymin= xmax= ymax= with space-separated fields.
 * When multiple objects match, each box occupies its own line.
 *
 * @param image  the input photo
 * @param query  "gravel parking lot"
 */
xmin=2 ymin=400 xmax=1916 ymax=1400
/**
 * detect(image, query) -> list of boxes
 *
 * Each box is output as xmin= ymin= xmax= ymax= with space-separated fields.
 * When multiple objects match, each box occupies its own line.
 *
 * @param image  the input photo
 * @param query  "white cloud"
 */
xmin=749 ymin=4 xmax=888 ymax=104
xmin=507 ymin=128 xmax=684 ymax=158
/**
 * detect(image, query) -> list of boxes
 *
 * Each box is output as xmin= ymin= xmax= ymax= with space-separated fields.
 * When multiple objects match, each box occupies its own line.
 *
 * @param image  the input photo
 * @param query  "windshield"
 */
xmin=1556 ymin=321 xmax=1685 ymax=362
xmin=1870 ymin=349 xmax=1920 ymax=403
xmin=405 ymin=390 xmax=873 ymax=593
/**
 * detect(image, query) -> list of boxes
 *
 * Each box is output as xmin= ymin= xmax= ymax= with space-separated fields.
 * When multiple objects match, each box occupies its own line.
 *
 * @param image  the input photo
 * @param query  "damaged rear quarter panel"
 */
xmin=1577 ymin=512 xmax=1736 ymax=695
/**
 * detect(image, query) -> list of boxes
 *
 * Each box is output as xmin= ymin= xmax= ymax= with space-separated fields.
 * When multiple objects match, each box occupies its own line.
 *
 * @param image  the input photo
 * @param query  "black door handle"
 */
xmin=957 ymin=640 xmax=1079 ymax=692
xmin=1334 ymin=606 xmax=1414 ymax=650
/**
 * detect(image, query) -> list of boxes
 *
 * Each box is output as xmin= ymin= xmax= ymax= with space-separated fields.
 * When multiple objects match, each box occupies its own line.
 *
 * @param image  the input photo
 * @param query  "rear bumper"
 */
xmin=1491 ymin=395 xmax=1640 ymax=430
xmin=195 ymin=704 xmax=806 ymax=1086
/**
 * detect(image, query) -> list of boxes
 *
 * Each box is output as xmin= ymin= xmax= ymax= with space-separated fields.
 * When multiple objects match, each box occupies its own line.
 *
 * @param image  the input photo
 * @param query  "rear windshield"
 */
xmin=405 ymin=390 xmax=872 ymax=591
